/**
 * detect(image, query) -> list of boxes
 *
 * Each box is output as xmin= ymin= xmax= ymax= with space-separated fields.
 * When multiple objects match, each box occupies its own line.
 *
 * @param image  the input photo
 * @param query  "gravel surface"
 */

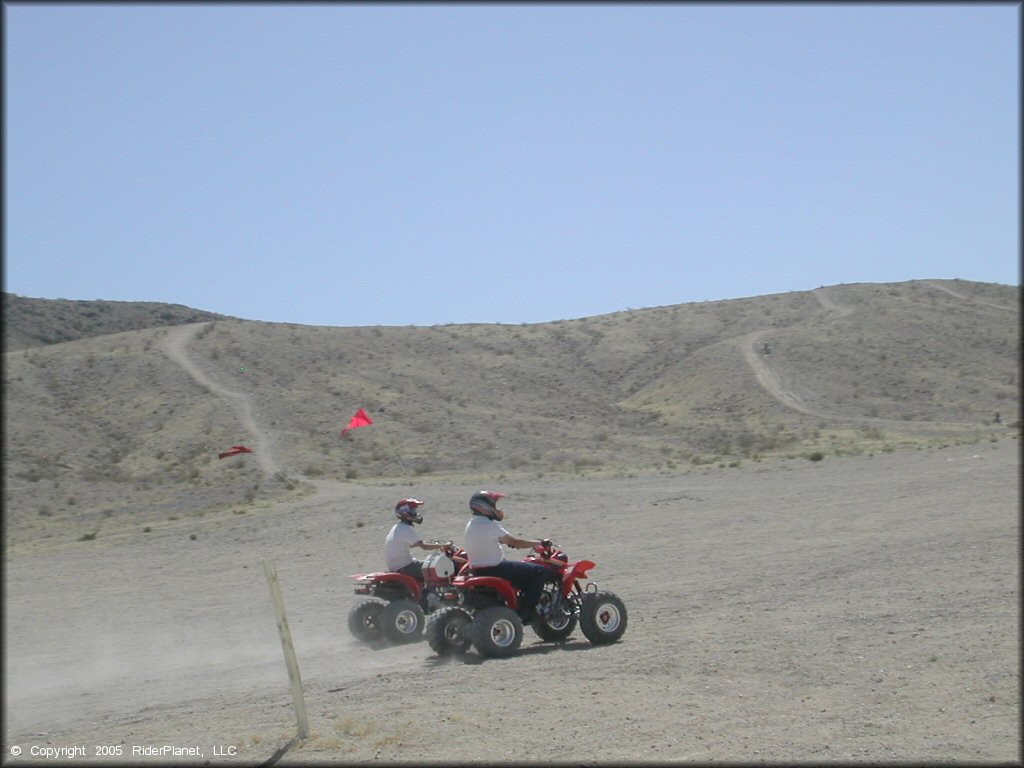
xmin=4 ymin=438 xmax=1019 ymax=764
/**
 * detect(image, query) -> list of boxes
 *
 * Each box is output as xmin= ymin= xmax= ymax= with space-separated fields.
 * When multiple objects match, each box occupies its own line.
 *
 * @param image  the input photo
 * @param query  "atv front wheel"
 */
xmin=471 ymin=606 xmax=523 ymax=658
xmin=580 ymin=591 xmax=627 ymax=644
xmin=347 ymin=599 xmax=385 ymax=643
xmin=380 ymin=598 xmax=425 ymax=644
xmin=532 ymin=588 xmax=578 ymax=642
xmin=427 ymin=607 xmax=473 ymax=656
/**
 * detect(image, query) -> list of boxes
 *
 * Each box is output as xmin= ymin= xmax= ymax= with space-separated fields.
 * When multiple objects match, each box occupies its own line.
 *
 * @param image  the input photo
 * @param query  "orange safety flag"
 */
xmin=218 ymin=444 xmax=253 ymax=459
xmin=341 ymin=408 xmax=373 ymax=437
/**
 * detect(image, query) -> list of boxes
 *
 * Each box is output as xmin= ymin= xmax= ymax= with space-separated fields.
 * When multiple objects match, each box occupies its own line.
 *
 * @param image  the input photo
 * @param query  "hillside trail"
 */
xmin=733 ymin=287 xmax=853 ymax=420
xmin=737 ymin=329 xmax=827 ymax=419
xmin=162 ymin=323 xmax=283 ymax=477
xmin=733 ymin=285 xmax=989 ymax=431
xmin=923 ymin=279 xmax=1018 ymax=313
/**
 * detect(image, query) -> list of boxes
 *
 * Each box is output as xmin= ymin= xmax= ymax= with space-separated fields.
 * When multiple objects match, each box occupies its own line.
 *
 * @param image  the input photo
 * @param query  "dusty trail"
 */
xmin=734 ymin=287 xmax=856 ymax=420
xmin=4 ymin=440 xmax=1018 ymax=764
xmin=3 ymin=479 xmax=427 ymax=756
xmin=924 ymin=279 xmax=1018 ymax=313
xmin=811 ymin=285 xmax=856 ymax=318
xmin=735 ymin=286 xmax=991 ymax=431
xmin=737 ymin=328 xmax=827 ymax=418
xmin=162 ymin=323 xmax=282 ymax=476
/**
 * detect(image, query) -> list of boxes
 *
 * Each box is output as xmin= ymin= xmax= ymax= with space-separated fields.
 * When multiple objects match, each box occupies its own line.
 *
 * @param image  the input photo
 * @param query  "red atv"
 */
xmin=426 ymin=542 xmax=627 ymax=658
xmin=347 ymin=543 xmax=465 ymax=644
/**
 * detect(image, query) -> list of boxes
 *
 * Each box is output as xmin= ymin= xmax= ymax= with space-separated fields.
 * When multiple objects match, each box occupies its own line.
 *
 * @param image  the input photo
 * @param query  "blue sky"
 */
xmin=4 ymin=3 xmax=1019 ymax=327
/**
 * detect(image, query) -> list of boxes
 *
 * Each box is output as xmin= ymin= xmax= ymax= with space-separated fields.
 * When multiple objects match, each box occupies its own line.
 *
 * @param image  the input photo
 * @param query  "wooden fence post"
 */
xmin=263 ymin=559 xmax=309 ymax=740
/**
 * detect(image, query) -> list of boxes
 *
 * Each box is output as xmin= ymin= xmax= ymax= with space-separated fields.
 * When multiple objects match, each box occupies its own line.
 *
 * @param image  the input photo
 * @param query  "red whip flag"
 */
xmin=341 ymin=408 xmax=373 ymax=437
xmin=218 ymin=444 xmax=253 ymax=459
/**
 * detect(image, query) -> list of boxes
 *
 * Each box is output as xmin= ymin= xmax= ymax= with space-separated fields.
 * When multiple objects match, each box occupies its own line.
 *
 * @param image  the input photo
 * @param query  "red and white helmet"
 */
xmin=394 ymin=498 xmax=424 ymax=524
xmin=469 ymin=490 xmax=506 ymax=521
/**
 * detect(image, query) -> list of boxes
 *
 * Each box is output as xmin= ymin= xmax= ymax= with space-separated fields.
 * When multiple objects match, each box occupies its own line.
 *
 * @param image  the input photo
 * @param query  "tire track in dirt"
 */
xmin=923 ymin=280 xmax=1018 ymax=313
xmin=732 ymin=287 xmax=854 ymax=419
xmin=162 ymin=323 xmax=283 ymax=476
xmin=811 ymin=285 xmax=856 ymax=318
xmin=736 ymin=328 xmax=827 ymax=419
xmin=733 ymin=287 xmax=963 ymax=432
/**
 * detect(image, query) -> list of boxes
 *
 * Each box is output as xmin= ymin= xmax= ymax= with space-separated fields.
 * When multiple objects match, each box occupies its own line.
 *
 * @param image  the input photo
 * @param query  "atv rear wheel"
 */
xmin=347 ymin=599 xmax=385 ymax=643
xmin=580 ymin=591 xmax=627 ymax=644
xmin=471 ymin=606 xmax=523 ymax=658
xmin=427 ymin=607 xmax=473 ymax=656
xmin=380 ymin=598 xmax=425 ymax=644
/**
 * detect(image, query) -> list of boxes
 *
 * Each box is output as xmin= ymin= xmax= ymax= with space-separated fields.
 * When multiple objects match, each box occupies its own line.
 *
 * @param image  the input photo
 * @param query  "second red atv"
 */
xmin=347 ymin=543 xmax=463 ymax=645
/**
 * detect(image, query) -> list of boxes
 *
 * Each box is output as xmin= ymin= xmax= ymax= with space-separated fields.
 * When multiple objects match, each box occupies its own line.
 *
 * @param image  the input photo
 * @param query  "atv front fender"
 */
xmin=563 ymin=560 xmax=596 ymax=595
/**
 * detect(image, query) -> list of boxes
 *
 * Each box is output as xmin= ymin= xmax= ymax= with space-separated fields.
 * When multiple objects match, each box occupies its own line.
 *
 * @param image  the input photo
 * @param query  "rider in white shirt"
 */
xmin=385 ymin=498 xmax=448 ymax=579
xmin=463 ymin=490 xmax=553 ymax=623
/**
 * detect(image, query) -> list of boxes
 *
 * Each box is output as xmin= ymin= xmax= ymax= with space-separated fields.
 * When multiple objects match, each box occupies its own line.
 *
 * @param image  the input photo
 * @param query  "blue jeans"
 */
xmin=471 ymin=560 xmax=552 ymax=620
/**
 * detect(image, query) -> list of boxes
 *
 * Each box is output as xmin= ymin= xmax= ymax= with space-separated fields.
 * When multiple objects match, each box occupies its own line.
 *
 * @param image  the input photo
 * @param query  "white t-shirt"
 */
xmin=385 ymin=522 xmax=421 ymax=571
xmin=464 ymin=515 xmax=510 ymax=568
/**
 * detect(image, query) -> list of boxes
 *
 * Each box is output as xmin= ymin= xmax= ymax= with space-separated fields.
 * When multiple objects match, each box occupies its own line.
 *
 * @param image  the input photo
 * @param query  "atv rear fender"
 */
xmin=456 ymin=575 xmax=520 ymax=611
xmin=350 ymin=571 xmax=422 ymax=603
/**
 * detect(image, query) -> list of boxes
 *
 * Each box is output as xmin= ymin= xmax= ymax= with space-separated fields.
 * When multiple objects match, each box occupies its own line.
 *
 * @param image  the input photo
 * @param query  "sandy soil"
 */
xmin=3 ymin=435 xmax=1019 ymax=765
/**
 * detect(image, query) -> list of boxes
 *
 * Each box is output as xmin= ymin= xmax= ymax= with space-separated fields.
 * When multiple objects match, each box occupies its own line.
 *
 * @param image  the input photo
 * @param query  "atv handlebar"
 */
xmin=532 ymin=540 xmax=561 ymax=557
xmin=427 ymin=540 xmax=458 ymax=556
xmin=429 ymin=540 xmax=559 ymax=559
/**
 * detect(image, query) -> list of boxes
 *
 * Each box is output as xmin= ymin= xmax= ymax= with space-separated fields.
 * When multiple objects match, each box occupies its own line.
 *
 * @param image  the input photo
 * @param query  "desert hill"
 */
xmin=2 ymin=292 xmax=230 ymax=350
xmin=2 ymin=278 xmax=1018 ymax=548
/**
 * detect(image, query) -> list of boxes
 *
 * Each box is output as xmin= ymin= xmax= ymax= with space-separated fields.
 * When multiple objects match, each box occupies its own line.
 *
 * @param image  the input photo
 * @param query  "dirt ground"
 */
xmin=3 ymin=434 xmax=1019 ymax=765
